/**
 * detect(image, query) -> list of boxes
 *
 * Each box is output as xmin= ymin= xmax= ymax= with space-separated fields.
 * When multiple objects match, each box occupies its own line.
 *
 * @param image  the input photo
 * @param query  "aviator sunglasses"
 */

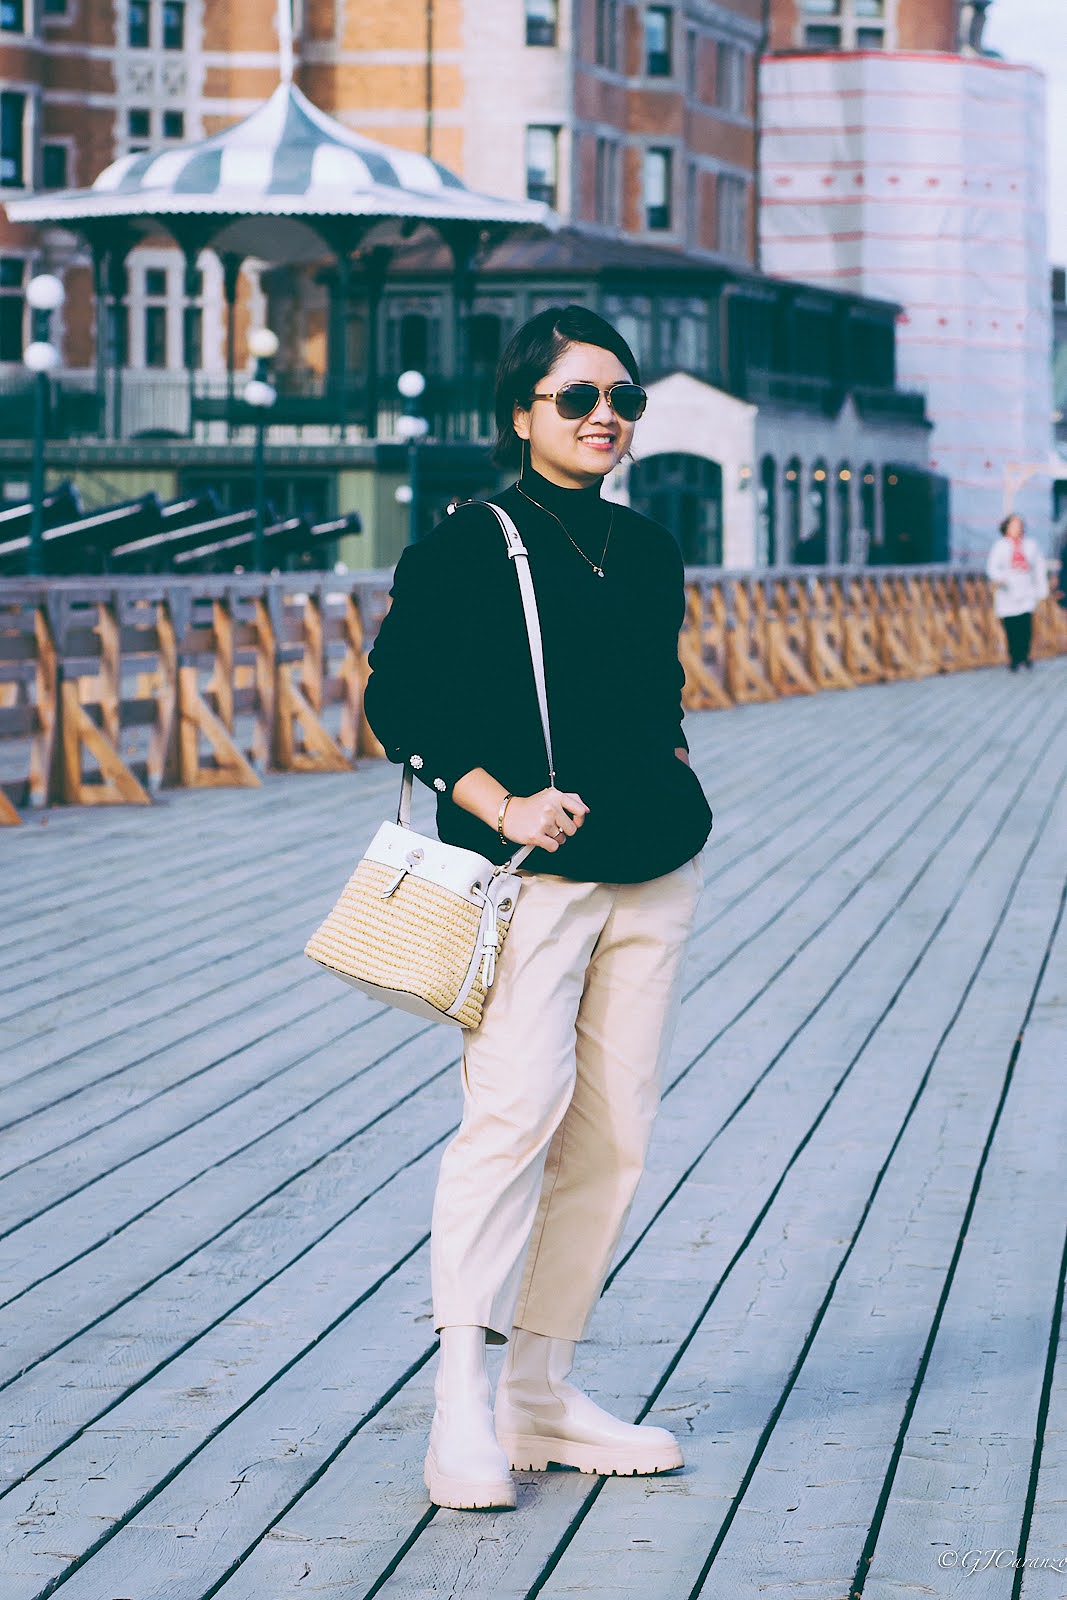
xmin=530 ymin=380 xmax=648 ymax=423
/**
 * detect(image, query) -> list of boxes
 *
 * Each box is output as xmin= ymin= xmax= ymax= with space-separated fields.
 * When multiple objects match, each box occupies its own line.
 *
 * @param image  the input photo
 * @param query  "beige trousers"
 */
xmin=430 ymin=852 xmax=704 ymax=1343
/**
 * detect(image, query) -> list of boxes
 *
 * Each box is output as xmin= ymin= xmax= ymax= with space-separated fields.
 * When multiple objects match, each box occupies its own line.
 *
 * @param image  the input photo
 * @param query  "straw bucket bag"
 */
xmin=304 ymin=502 xmax=555 ymax=1029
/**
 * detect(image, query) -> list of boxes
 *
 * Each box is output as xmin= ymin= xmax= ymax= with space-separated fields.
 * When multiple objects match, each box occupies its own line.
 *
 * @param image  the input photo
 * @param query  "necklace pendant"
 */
xmin=594 ymin=566 xmax=604 ymax=578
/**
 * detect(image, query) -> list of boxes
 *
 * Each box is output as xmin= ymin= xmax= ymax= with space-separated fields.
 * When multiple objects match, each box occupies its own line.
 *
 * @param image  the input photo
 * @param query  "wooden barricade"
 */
xmin=1 ymin=565 xmax=1065 ymax=822
xmin=0 ymin=574 xmax=392 ymax=820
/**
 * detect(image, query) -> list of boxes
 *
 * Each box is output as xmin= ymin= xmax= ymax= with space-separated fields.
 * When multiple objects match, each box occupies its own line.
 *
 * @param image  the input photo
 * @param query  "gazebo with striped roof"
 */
xmin=5 ymin=48 xmax=555 ymax=437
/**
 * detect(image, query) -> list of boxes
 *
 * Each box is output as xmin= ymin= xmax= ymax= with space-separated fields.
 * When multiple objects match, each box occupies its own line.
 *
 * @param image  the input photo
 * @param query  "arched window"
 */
xmin=861 ymin=463 xmax=877 ymax=563
xmin=628 ymin=452 xmax=723 ymax=565
xmin=759 ymin=454 xmax=777 ymax=566
xmin=836 ymin=461 xmax=852 ymax=564
xmin=784 ymin=456 xmax=802 ymax=562
xmin=797 ymin=458 xmax=828 ymax=565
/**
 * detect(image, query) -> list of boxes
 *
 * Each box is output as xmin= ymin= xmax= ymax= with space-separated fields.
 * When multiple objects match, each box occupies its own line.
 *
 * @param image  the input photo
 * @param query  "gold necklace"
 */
xmin=515 ymin=480 xmax=614 ymax=578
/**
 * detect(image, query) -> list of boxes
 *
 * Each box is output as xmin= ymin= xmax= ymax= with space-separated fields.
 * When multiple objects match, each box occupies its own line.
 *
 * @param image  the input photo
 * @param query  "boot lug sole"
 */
xmin=498 ymin=1432 xmax=683 ymax=1476
xmin=424 ymin=1450 xmax=516 ymax=1510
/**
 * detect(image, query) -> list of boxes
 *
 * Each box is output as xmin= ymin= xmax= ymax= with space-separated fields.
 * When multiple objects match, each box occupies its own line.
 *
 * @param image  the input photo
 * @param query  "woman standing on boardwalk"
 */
xmin=363 ymin=305 xmax=713 ymax=1512
xmin=986 ymin=513 xmax=1049 ymax=671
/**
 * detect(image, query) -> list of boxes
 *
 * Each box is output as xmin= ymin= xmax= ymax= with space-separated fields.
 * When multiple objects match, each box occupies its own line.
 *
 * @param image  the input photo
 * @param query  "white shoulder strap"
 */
xmin=396 ymin=500 xmax=555 ymax=874
xmin=481 ymin=500 xmax=556 ymax=784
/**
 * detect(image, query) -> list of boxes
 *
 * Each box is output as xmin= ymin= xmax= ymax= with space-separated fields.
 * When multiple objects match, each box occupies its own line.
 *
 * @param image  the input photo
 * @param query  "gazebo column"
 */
xmin=440 ymin=221 xmax=489 ymax=441
xmin=182 ymin=248 xmax=201 ymax=437
xmin=90 ymin=242 xmax=108 ymax=440
xmin=105 ymin=245 xmax=132 ymax=441
xmin=358 ymin=246 xmax=392 ymax=441
xmin=168 ymin=222 xmax=217 ymax=439
xmin=329 ymin=253 xmax=351 ymax=437
xmin=220 ymin=252 xmax=244 ymax=439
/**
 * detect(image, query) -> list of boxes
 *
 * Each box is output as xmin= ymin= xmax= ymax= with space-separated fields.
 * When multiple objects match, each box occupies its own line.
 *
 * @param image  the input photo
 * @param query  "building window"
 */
xmin=42 ymin=144 xmax=68 ymax=189
xmin=128 ymin=108 xmax=151 ymax=139
xmin=144 ymin=305 xmax=167 ymax=367
xmin=716 ymin=41 xmax=747 ymax=114
xmin=595 ymin=0 xmax=619 ymax=69
xmin=128 ymin=0 xmax=149 ymax=46
xmin=468 ymin=312 xmax=502 ymax=370
xmin=801 ymin=0 xmax=885 ymax=49
xmin=717 ymin=173 xmax=748 ymax=259
xmin=399 ymin=311 xmax=428 ymax=370
xmin=595 ymin=137 xmax=620 ymax=227
xmin=784 ymin=457 xmax=802 ymax=559
xmin=0 ymin=257 xmax=24 ymax=360
xmin=686 ymin=27 xmax=699 ymax=96
xmin=525 ymin=0 xmax=557 ymax=47
xmin=686 ymin=160 xmax=699 ymax=244
xmin=163 ymin=109 xmax=185 ymax=139
xmin=759 ymin=456 xmax=778 ymax=565
xmin=0 ymin=93 xmax=25 ymax=188
xmin=645 ymin=7 xmax=672 ymax=76
xmin=644 ymin=147 xmax=672 ymax=231
xmin=162 ymin=0 xmax=184 ymax=49
xmin=141 ymin=265 xmax=171 ymax=369
xmin=41 ymin=0 xmax=69 ymax=14
xmin=526 ymin=125 xmax=559 ymax=207
xmin=0 ymin=0 xmax=25 ymax=32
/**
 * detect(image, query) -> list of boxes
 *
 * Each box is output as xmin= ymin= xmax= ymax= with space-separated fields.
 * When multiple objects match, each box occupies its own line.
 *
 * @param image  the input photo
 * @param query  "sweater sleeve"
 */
xmin=363 ymin=536 xmax=484 ymax=797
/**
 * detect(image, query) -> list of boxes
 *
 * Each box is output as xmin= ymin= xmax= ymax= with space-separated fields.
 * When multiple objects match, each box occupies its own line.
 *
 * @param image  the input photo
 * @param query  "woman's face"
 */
xmin=512 ymin=340 xmax=638 ymax=489
xmin=1005 ymin=515 xmax=1024 ymax=539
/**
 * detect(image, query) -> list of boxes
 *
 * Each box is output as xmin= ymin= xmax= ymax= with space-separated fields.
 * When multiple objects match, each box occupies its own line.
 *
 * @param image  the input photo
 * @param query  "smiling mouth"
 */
xmin=578 ymin=433 xmax=617 ymax=445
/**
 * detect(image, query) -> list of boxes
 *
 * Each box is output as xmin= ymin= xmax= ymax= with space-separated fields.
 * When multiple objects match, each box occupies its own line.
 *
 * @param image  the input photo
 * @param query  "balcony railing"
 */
xmin=0 ymin=369 xmax=499 ymax=447
xmin=0 ymin=365 xmax=926 ymax=448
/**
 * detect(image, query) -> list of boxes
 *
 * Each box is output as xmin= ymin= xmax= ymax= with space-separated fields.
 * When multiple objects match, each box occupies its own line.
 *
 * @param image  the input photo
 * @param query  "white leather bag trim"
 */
xmin=322 ymin=969 xmax=469 ymax=1027
xmin=445 ymin=871 xmax=521 ymax=1018
xmin=363 ymin=821 xmax=499 ymax=904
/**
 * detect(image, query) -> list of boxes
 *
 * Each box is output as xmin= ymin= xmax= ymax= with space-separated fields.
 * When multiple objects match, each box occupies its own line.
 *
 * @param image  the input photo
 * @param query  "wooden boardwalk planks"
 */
xmin=0 ymin=661 xmax=1065 ymax=1600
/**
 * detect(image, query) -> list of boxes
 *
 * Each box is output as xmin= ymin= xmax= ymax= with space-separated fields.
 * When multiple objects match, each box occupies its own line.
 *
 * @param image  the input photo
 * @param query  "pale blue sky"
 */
xmin=984 ymin=0 xmax=1067 ymax=263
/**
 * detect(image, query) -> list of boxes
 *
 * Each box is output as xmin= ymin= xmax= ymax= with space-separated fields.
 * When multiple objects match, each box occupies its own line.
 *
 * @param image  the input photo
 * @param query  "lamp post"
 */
xmin=396 ymin=369 xmax=428 ymax=544
xmin=243 ymin=327 xmax=279 ymax=570
xmin=23 ymin=273 xmax=65 ymax=578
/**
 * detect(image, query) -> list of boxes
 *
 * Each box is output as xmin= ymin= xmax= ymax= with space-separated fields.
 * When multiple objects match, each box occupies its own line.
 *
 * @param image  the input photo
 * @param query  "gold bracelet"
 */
xmin=496 ymin=792 xmax=514 ymax=844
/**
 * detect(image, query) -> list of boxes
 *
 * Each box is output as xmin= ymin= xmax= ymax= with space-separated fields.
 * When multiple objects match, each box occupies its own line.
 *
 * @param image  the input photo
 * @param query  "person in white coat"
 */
xmin=986 ymin=514 xmax=1049 ymax=671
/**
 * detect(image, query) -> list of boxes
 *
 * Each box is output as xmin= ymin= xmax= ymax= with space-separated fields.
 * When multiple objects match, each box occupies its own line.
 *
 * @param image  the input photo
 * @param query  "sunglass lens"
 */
xmin=555 ymin=383 xmax=601 ymax=420
xmin=610 ymin=384 xmax=647 ymax=421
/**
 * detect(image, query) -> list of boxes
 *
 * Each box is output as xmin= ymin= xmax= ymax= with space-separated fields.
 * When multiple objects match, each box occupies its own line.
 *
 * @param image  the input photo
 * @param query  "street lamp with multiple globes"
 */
xmin=23 ymin=273 xmax=65 ymax=577
xmin=395 ymin=369 xmax=428 ymax=544
xmin=244 ymin=326 xmax=279 ymax=570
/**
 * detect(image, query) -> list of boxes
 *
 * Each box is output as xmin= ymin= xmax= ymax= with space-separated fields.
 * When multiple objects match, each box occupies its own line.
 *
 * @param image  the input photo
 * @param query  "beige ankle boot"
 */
xmin=495 ymin=1329 xmax=683 ymax=1476
xmin=424 ymin=1326 xmax=516 ymax=1510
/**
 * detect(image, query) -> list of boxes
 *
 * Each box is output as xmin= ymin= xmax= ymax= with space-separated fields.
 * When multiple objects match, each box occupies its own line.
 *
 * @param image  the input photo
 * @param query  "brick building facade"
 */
xmin=0 ymin=0 xmax=764 ymax=378
xmin=769 ymin=0 xmax=962 ymax=55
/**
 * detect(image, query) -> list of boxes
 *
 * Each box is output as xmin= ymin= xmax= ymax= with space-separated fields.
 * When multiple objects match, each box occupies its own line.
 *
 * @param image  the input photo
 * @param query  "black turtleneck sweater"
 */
xmin=362 ymin=469 xmax=713 ymax=883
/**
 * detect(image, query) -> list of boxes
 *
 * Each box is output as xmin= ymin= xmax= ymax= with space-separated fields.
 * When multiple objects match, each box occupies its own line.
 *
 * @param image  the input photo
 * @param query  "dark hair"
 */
xmin=491 ymin=304 xmax=641 ymax=469
xmin=999 ymin=513 xmax=1025 ymax=536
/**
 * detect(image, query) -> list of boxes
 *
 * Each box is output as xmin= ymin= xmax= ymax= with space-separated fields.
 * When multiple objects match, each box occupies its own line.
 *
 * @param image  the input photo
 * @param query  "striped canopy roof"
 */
xmin=5 ymin=83 xmax=554 ymax=261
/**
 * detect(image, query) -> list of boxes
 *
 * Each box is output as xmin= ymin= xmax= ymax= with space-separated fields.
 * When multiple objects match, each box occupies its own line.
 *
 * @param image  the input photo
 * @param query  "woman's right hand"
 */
xmin=502 ymin=787 xmax=589 ymax=852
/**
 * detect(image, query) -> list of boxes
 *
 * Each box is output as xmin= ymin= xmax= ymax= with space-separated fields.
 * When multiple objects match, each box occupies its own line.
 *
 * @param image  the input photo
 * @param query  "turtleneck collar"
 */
xmin=517 ymin=463 xmax=607 ymax=527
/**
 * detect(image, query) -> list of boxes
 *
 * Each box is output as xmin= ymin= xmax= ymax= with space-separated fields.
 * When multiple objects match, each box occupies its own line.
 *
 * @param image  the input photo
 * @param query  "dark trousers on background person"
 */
xmin=1001 ymin=611 xmax=1033 ymax=670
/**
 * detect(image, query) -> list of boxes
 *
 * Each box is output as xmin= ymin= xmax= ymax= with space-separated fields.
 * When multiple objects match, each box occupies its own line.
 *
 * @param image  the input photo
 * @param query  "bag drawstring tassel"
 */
xmin=477 ymin=901 xmax=500 ymax=989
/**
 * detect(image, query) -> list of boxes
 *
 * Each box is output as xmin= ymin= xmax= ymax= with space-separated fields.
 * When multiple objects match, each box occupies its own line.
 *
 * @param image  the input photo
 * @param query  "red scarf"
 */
xmin=1008 ymin=532 xmax=1030 ymax=572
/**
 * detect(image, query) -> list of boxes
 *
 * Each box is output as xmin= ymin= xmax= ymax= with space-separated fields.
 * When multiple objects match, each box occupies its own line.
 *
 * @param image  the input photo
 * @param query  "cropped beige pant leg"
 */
xmin=430 ymin=853 xmax=703 ymax=1344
